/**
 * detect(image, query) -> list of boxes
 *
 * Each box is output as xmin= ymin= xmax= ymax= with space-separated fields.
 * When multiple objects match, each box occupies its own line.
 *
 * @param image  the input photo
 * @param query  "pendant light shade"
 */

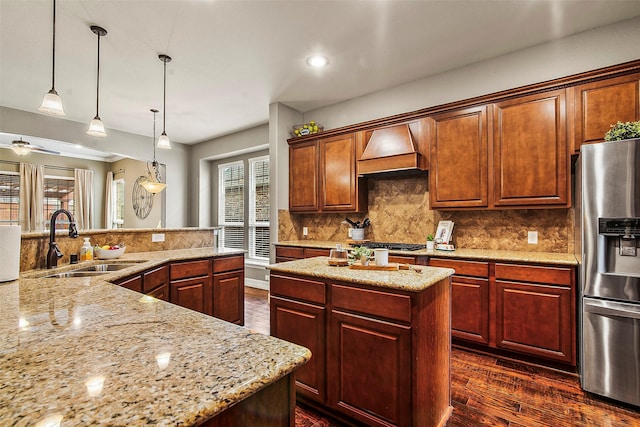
xmin=87 ymin=25 xmax=107 ymax=137
xmin=39 ymin=0 xmax=65 ymax=116
xmin=157 ymin=54 xmax=172 ymax=149
xmin=141 ymin=108 xmax=168 ymax=194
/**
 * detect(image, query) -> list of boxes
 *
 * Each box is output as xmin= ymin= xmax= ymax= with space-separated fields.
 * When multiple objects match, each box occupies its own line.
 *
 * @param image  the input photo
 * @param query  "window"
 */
xmin=218 ymin=161 xmax=244 ymax=249
xmin=249 ymin=156 xmax=270 ymax=260
xmin=0 ymin=172 xmax=20 ymax=225
xmin=44 ymin=175 xmax=74 ymax=230
xmin=112 ymin=178 xmax=125 ymax=228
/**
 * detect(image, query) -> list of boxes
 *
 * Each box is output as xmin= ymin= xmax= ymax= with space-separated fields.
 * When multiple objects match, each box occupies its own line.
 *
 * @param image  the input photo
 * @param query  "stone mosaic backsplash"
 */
xmin=279 ymin=175 xmax=574 ymax=254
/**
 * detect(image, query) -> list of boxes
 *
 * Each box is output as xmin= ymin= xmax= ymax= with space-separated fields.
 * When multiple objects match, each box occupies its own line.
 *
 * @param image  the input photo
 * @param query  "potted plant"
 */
xmin=426 ymin=234 xmax=435 ymax=251
xmin=604 ymin=120 xmax=640 ymax=141
xmin=349 ymin=246 xmax=372 ymax=266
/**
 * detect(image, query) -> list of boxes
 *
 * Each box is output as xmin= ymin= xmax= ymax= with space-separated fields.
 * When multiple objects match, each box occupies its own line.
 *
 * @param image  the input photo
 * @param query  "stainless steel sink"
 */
xmin=42 ymin=263 xmax=138 ymax=278
xmin=71 ymin=263 xmax=135 ymax=272
xmin=44 ymin=271 xmax=109 ymax=278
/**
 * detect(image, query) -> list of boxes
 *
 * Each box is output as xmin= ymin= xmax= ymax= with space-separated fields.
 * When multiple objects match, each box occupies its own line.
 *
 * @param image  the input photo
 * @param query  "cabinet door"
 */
xmin=495 ymin=280 xmax=573 ymax=364
xmin=147 ymin=283 xmax=169 ymax=301
xmin=143 ymin=265 xmax=169 ymax=294
xmin=170 ymin=276 xmax=212 ymax=316
xmin=493 ymin=90 xmax=569 ymax=207
xmin=329 ymin=310 xmax=411 ymax=427
xmin=451 ymin=276 xmax=490 ymax=345
xmin=289 ymin=141 xmax=319 ymax=212
xmin=573 ymin=73 xmax=640 ymax=151
xmin=270 ymin=296 xmax=326 ymax=403
xmin=213 ymin=270 xmax=244 ymax=325
xmin=430 ymin=106 xmax=489 ymax=208
xmin=319 ymin=133 xmax=364 ymax=212
xmin=116 ymin=274 xmax=142 ymax=293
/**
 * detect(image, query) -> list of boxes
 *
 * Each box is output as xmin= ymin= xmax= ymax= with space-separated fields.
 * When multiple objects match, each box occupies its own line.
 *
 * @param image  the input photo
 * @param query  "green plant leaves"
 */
xmin=604 ymin=120 xmax=640 ymax=141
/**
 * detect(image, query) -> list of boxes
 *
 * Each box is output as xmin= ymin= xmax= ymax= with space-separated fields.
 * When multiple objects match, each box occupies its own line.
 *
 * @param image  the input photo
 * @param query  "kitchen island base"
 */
xmin=269 ymin=257 xmax=454 ymax=427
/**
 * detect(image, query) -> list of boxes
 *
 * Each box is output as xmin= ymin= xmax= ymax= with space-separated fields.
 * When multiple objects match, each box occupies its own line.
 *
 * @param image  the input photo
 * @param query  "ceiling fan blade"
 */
xmin=31 ymin=147 xmax=61 ymax=155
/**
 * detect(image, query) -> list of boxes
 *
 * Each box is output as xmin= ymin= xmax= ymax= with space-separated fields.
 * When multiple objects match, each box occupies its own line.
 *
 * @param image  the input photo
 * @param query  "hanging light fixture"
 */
xmin=38 ymin=0 xmax=65 ymax=116
xmin=140 ymin=108 xmax=168 ymax=194
xmin=156 ymin=54 xmax=172 ymax=149
xmin=10 ymin=139 xmax=33 ymax=156
xmin=87 ymin=25 xmax=108 ymax=137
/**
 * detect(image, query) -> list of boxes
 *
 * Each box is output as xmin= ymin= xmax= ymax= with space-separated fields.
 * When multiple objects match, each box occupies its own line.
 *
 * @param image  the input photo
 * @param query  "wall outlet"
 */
xmin=264 ymin=274 xmax=270 ymax=281
xmin=303 ymin=227 xmax=308 ymax=236
xmin=528 ymin=231 xmax=538 ymax=244
xmin=152 ymin=233 xmax=165 ymax=243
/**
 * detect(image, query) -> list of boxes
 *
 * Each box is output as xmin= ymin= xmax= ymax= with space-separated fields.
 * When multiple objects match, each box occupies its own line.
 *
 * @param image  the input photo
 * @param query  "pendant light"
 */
xmin=38 ymin=0 xmax=65 ymax=116
xmin=87 ymin=25 xmax=108 ymax=137
xmin=141 ymin=108 xmax=168 ymax=194
xmin=156 ymin=54 xmax=172 ymax=149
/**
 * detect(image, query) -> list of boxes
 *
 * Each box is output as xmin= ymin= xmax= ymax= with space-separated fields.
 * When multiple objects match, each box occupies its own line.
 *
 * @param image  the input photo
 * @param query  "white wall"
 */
xmin=189 ymin=124 xmax=269 ymax=227
xmin=0 ymin=107 xmax=189 ymax=227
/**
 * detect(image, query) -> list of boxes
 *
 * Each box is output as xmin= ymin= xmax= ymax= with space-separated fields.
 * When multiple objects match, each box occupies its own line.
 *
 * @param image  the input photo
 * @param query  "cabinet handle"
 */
xmin=584 ymin=299 xmax=640 ymax=320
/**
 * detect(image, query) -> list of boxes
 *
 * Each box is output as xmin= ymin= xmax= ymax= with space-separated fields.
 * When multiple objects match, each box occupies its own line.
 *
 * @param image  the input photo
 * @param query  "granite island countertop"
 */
xmin=269 ymin=256 xmax=454 ymax=292
xmin=1 ymin=248 xmax=310 ymax=426
xmin=275 ymin=240 xmax=578 ymax=266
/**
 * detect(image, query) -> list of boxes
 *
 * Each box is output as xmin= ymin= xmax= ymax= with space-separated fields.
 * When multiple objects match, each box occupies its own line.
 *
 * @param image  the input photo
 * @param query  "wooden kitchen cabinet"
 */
xmin=495 ymin=263 xmax=575 ymax=365
xmin=429 ymin=258 xmax=490 ymax=345
xmin=275 ymin=245 xmax=330 ymax=263
xmin=170 ymin=259 xmax=213 ymax=316
xmin=142 ymin=265 xmax=169 ymax=300
xmin=289 ymin=140 xmax=319 ymax=212
xmin=213 ymin=254 xmax=245 ymax=325
xmin=492 ymin=89 xmax=569 ymax=207
xmin=572 ymin=72 xmax=640 ymax=152
xmin=429 ymin=106 xmax=489 ymax=208
xmin=271 ymin=274 xmax=327 ymax=403
xmin=116 ymin=274 xmax=143 ymax=293
xmin=289 ymin=133 xmax=366 ymax=213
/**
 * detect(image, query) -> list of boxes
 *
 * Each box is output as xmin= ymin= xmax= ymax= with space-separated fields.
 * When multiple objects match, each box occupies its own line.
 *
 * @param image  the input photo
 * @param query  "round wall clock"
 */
xmin=132 ymin=176 xmax=154 ymax=219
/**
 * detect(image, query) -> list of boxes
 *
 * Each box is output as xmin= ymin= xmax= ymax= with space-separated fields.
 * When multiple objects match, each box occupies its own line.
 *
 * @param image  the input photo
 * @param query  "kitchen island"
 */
xmin=269 ymin=257 xmax=455 ymax=427
xmin=0 ymin=248 xmax=310 ymax=426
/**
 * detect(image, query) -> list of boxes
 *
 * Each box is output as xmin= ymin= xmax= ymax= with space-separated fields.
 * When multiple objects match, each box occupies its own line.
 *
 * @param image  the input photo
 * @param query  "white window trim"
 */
xmin=218 ymin=160 xmax=245 ymax=227
xmin=112 ymin=178 xmax=125 ymax=227
xmin=248 ymin=155 xmax=269 ymax=261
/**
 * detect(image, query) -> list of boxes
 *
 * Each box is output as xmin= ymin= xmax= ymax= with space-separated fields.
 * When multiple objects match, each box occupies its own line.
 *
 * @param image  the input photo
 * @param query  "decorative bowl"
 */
xmin=94 ymin=246 xmax=126 ymax=259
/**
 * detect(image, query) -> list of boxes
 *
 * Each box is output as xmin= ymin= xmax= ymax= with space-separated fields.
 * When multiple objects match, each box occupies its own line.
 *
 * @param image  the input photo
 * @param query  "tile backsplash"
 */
xmin=279 ymin=175 xmax=573 ymax=253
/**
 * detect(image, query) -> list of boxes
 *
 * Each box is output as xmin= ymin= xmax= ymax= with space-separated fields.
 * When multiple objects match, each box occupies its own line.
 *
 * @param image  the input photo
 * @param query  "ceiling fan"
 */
xmin=0 ymin=138 xmax=60 ymax=156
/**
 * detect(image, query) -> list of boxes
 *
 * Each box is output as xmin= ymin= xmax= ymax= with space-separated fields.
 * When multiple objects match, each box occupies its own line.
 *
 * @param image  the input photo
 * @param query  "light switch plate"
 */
xmin=152 ymin=233 xmax=165 ymax=243
xmin=528 ymin=231 xmax=538 ymax=244
xmin=303 ymin=227 xmax=308 ymax=236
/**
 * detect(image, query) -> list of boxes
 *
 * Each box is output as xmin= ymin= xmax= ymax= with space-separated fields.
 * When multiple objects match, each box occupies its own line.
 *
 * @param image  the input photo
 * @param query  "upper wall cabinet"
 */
xmin=571 ymin=73 xmax=640 ymax=152
xmin=493 ymin=89 xmax=569 ymax=208
xmin=429 ymin=106 xmax=489 ymax=208
xmin=289 ymin=133 xmax=367 ymax=213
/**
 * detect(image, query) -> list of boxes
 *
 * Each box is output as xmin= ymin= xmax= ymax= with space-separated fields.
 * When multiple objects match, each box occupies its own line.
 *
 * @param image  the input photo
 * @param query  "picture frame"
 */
xmin=435 ymin=220 xmax=454 ymax=244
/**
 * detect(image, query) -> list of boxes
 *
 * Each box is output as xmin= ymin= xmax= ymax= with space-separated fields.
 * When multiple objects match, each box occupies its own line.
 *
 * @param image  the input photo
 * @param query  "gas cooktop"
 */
xmin=350 ymin=242 xmax=426 ymax=251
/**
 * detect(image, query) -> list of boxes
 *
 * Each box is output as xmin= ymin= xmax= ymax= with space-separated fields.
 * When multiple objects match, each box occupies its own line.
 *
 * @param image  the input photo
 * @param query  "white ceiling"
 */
xmin=2 ymin=0 xmax=640 ymax=147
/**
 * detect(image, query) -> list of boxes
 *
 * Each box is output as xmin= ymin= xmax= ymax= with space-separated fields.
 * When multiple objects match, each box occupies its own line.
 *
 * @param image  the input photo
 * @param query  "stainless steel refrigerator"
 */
xmin=577 ymin=138 xmax=640 ymax=407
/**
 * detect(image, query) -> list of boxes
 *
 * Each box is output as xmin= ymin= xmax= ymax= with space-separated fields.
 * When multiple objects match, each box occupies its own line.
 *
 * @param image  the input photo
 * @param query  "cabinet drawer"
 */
xmin=170 ymin=259 xmax=210 ymax=280
xmin=116 ymin=274 xmax=142 ymax=293
xmin=495 ymin=263 xmax=573 ymax=286
xmin=304 ymin=248 xmax=331 ymax=258
xmin=271 ymin=274 xmax=326 ymax=305
xmin=429 ymin=258 xmax=489 ymax=277
xmin=143 ymin=265 xmax=168 ymax=293
xmin=213 ymin=255 xmax=244 ymax=273
xmin=276 ymin=246 xmax=304 ymax=259
xmin=388 ymin=255 xmax=416 ymax=265
xmin=331 ymin=284 xmax=411 ymax=324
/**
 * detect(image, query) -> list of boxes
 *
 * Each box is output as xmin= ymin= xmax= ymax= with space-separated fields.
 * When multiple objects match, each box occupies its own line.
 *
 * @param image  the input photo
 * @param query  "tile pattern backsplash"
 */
xmin=20 ymin=228 xmax=215 ymax=271
xmin=279 ymin=175 xmax=573 ymax=253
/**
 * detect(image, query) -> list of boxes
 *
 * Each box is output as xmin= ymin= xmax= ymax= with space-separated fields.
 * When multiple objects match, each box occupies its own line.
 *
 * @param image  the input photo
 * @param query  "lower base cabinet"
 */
xmin=113 ymin=254 xmax=245 ymax=325
xmin=429 ymin=257 xmax=576 ymax=367
xmin=270 ymin=272 xmax=451 ymax=427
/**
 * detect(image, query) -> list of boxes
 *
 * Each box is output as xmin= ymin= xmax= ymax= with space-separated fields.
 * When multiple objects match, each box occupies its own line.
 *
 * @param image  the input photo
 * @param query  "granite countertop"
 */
xmin=2 ymin=248 xmax=310 ymax=426
xmin=275 ymin=240 xmax=578 ymax=266
xmin=269 ymin=257 xmax=454 ymax=292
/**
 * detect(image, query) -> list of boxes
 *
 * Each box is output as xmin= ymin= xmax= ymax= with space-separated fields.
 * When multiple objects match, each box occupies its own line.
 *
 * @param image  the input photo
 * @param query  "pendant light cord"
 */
xmin=95 ymin=32 xmax=101 ymax=116
xmin=51 ymin=0 xmax=56 ymax=90
xmin=162 ymin=59 xmax=167 ymax=134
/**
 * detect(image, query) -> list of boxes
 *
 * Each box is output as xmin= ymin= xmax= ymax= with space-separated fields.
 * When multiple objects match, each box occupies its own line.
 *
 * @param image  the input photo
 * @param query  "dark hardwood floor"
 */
xmin=244 ymin=287 xmax=640 ymax=427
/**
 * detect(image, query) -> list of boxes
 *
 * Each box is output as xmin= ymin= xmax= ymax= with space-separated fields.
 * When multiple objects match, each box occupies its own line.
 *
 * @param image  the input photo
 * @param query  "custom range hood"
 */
xmin=357 ymin=122 xmax=428 ymax=175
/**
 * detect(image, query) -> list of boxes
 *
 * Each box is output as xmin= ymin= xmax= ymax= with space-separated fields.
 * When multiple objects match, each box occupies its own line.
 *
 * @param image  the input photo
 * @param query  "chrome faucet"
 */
xmin=46 ymin=209 xmax=79 ymax=269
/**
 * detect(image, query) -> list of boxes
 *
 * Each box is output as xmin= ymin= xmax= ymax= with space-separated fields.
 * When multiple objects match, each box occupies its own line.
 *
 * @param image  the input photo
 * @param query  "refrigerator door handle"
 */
xmin=584 ymin=299 xmax=640 ymax=320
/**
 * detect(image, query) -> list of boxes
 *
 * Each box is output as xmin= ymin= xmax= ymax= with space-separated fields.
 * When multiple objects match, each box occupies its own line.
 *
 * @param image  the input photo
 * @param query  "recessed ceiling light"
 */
xmin=307 ymin=55 xmax=328 ymax=67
